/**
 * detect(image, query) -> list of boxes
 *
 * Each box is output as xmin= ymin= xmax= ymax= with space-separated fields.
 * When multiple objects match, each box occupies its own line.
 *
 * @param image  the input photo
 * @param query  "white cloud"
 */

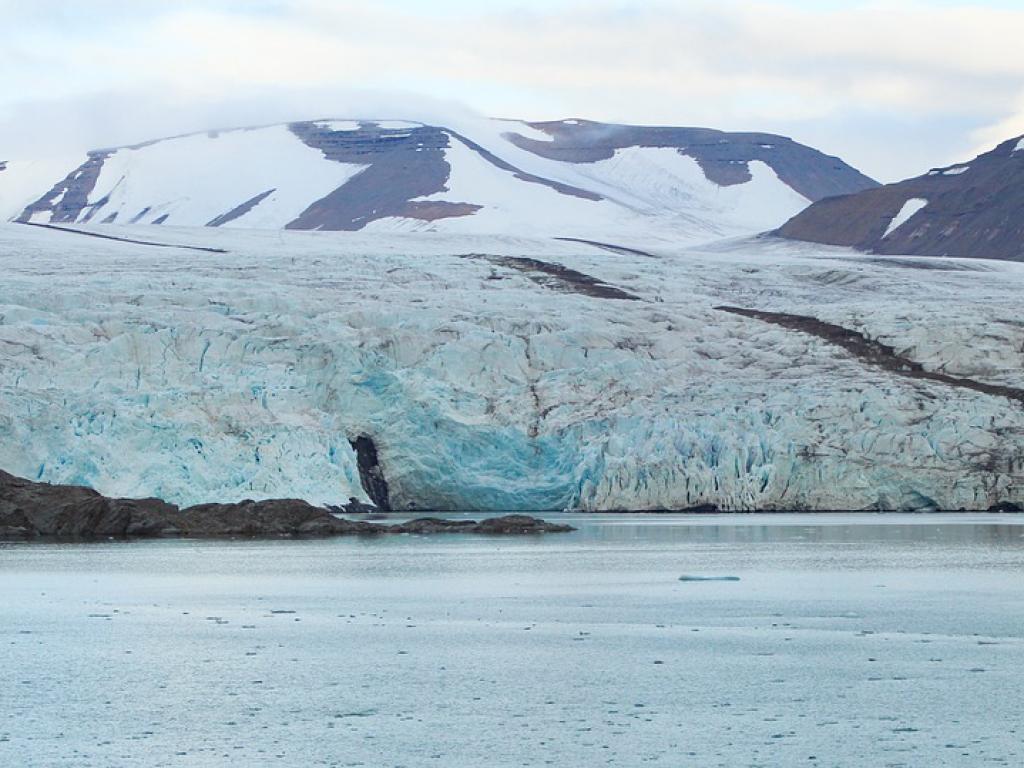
xmin=3 ymin=0 xmax=1023 ymax=180
xmin=970 ymin=93 xmax=1024 ymax=154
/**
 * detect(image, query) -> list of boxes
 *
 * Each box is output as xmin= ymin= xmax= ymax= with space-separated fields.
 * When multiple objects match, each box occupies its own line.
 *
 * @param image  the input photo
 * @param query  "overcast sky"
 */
xmin=3 ymin=0 xmax=1024 ymax=181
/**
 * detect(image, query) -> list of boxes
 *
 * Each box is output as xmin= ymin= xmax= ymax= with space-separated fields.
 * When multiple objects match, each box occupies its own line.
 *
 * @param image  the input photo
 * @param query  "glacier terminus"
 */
xmin=1 ymin=222 xmax=1021 ymax=512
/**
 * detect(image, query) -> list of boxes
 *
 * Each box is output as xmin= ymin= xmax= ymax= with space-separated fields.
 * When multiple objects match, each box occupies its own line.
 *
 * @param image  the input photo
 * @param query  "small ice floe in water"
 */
xmin=678 ymin=575 xmax=741 ymax=582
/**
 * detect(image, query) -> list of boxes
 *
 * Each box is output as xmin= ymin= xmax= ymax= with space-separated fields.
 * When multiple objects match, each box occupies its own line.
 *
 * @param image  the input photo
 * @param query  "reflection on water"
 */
xmin=337 ymin=511 xmax=1024 ymax=549
xmin=561 ymin=514 xmax=1024 ymax=547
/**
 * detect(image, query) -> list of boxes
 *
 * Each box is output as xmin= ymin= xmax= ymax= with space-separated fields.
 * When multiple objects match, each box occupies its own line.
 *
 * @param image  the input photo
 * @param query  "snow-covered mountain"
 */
xmin=2 ymin=117 xmax=876 ymax=244
xmin=777 ymin=135 xmax=1024 ymax=260
xmin=0 ymin=223 xmax=1021 ymax=512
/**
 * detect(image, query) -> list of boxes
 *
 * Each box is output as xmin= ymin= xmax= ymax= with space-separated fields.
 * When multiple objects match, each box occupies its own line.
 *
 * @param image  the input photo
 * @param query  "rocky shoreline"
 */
xmin=0 ymin=470 xmax=574 ymax=540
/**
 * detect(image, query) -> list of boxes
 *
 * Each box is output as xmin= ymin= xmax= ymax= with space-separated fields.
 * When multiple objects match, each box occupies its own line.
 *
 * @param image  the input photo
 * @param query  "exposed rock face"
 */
xmin=286 ymin=122 xmax=482 ymax=230
xmin=169 ymin=499 xmax=381 ymax=537
xmin=285 ymin=121 xmax=600 ymax=230
xmin=776 ymin=135 xmax=1024 ymax=260
xmin=989 ymin=501 xmax=1023 ymax=513
xmin=206 ymin=189 xmax=276 ymax=227
xmin=19 ymin=150 xmax=114 ymax=224
xmin=0 ymin=469 xmax=573 ymax=539
xmin=505 ymin=119 xmax=878 ymax=202
xmin=0 ymin=469 xmax=179 ymax=538
xmin=467 ymin=514 xmax=574 ymax=534
xmin=349 ymin=435 xmax=391 ymax=511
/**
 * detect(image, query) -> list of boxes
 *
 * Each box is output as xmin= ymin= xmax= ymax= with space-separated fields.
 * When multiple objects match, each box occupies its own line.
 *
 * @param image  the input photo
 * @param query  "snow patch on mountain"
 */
xmin=86 ymin=125 xmax=368 ymax=228
xmin=370 ymin=133 xmax=626 ymax=236
xmin=381 ymin=139 xmax=810 ymax=241
xmin=313 ymin=120 xmax=361 ymax=132
xmin=883 ymin=198 xmax=928 ymax=238
xmin=373 ymin=120 xmax=422 ymax=130
xmin=929 ymin=165 xmax=969 ymax=176
xmin=569 ymin=148 xmax=810 ymax=236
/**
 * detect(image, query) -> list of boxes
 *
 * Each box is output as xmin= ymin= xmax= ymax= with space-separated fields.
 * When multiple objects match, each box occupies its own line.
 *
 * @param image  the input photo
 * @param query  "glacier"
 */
xmin=1 ymin=223 xmax=1022 ymax=511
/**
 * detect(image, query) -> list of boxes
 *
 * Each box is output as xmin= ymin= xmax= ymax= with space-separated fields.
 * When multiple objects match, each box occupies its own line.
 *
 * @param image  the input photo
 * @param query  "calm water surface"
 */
xmin=2 ymin=513 xmax=1023 ymax=767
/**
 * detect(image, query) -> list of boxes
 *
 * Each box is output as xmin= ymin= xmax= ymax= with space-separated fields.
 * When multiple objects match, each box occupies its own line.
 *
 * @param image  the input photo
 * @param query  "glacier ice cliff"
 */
xmin=0 ymin=224 xmax=1022 ymax=511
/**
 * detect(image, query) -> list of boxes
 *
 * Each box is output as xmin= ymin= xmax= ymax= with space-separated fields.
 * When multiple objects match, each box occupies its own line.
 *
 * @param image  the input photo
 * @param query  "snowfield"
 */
xmin=1 ymin=117 xmax=833 ymax=243
xmin=85 ymin=125 xmax=369 ymax=228
xmin=883 ymin=198 xmax=929 ymax=238
xmin=546 ymin=148 xmax=809 ymax=239
xmin=1 ymin=223 xmax=1022 ymax=511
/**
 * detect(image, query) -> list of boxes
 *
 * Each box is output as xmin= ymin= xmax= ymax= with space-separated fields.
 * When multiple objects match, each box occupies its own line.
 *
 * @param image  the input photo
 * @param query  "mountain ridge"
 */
xmin=2 ymin=116 xmax=878 ymax=244
xmin=776 ymin=135 xmax=1024 ymax=260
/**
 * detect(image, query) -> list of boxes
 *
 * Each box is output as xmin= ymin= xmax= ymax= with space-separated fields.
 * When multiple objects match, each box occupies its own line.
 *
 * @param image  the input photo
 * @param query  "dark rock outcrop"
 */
xmin=349 ymin=435 xmax=391 ymax=511
xmin=286 ymin=121 xmax=481 ymax=230
xmin=171 ymin=499 xmax=383 ymax=537
xmin=286 ymin=121 xmax=598 ymax=230
xmin=327 ymin=497 xmax=381 ymax=516
xmin=463 ymin=254 xmax=639 ymax=300
xmin=776 ymin=135 xmax=1024 ymax=260
xmin=19 ymin=150 xmax=115 ymax=224
xmin=466 ymin=514 xmax=574 ymax=534
xmin=988 ymin=501 xmax=1023 ymax=513
xmin=206 ymin=189 xmax=276 ymax=227
xmin=0 ymin=469 xmax=574 ymax=540
xmin=505 ymin=119 xmax=878 ymax=202
xmin=0 ymin=469 xmax=179 ymax=538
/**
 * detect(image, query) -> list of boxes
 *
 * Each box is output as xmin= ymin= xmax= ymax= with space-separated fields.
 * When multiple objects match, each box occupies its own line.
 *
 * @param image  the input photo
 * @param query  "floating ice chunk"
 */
xmin=883 ymin=198 xmax=929 ymax=238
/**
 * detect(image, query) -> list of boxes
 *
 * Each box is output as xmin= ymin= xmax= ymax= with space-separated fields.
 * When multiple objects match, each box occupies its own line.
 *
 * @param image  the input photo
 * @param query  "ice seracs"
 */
xmin=0 ymin=224 xmax=1021 ymax=511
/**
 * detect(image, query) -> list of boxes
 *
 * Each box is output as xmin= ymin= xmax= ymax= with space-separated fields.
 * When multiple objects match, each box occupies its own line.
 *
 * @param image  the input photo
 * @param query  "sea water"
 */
xmin=2 ymin=513 xmax=1022 ymax=767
